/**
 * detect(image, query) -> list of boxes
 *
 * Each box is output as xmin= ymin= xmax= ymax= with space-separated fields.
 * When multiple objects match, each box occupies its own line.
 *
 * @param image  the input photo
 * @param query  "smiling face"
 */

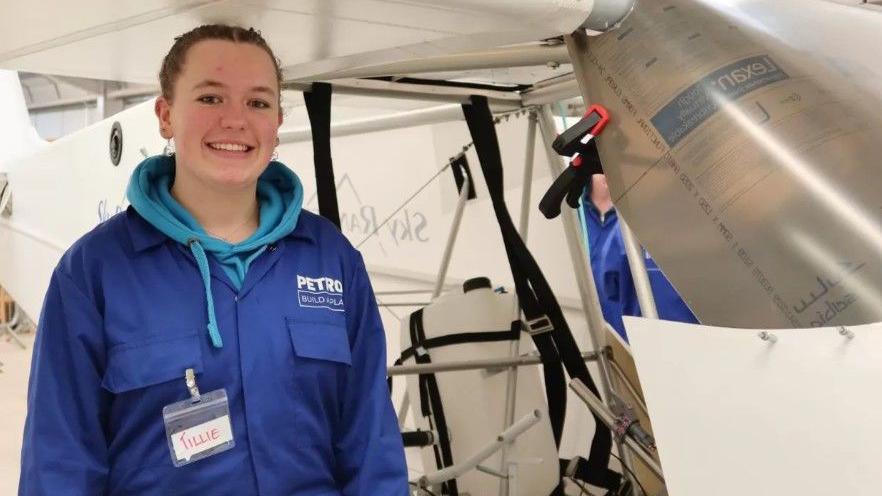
xmin=155 ymin=39 xmax=282 ymax=194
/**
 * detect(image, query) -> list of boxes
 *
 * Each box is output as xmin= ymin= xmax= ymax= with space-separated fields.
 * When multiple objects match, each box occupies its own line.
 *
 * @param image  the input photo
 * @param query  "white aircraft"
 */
xmin=4 ymin=1 xmax=882 ymax=495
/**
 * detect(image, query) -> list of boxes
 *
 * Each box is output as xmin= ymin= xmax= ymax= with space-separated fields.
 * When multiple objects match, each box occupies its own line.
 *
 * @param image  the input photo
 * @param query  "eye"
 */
xmin=249 ymin=99 xmax=272 ymax=109
xmin=197 ymin=95 xmax=222 ymax=105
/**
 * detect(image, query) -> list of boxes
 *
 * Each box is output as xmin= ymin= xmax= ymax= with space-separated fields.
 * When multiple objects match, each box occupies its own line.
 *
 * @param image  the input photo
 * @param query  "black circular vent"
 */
xmin=109 ymin=121 xmax=123 ymax=166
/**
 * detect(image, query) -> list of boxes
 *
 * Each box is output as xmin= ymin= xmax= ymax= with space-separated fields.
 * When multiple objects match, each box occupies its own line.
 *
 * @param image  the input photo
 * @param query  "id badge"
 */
xmin=162 ymin=372 xmax=235 ymax=467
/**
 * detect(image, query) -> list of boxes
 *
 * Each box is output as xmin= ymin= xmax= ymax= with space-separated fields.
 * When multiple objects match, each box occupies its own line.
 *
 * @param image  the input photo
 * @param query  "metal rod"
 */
xmin=374 ymin=289 xmax=434 ymax=296
xmin=26 ymin=85 xmax=159 ymax=112
xmin=498 ymin=108 xmax=539 ymax=496
xmin=285 ymin=44 xmax=570 ymax=81
xmin=397 ymin=391 xmax=410 ymax=428
xmin=377 ymin=302 xmax=430 ymax=307
xmin=607 ymin=355 xmax=649 ymax=419
xmin=570 ymin=379 xmax=665 ymax=481
xmin=284 ymin=78 xmax=522 ymax=110
xmin=433 ymin=175 xmax=470 ymax=299
xmin=520 ymin=73 xmax=581 ymax=107
xmin=0 ymin=324 xmax=26 ymax=349
xmin=419 ymin=410 xmax=542 ymax=487
xmin=279 ymin=104 xmax=463 ymax=144
xmin=519 ymin=111 xmax=538 ymax=237
xmin=536 ymin=105 xmax=616 ymax=403
xmin=537 ymin=104 xmax=643 ymax=491
xmin=388 ymin=351 xmax=599 ymax=376
xmin=96 ymin=80 xmax=106 ymax=120
xmin=619 ymin=215 xmax=659 ymax=319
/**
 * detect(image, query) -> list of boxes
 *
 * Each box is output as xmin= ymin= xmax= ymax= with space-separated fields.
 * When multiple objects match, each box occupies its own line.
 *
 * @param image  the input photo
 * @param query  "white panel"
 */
xmin=626 ymin=316 xmax=882 ymax=496
xmin=0 ymin=99 xmax=164 ymax=320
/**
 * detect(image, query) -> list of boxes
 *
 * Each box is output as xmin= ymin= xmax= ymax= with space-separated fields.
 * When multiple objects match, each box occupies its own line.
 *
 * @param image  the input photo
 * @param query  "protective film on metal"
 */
xmin=569 ymin=0 xmax=882 ymax=329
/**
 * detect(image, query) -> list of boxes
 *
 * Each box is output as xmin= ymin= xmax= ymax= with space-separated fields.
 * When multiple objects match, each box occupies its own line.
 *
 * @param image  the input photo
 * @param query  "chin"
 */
xmin=212 ymin=171 xmax=263 ymax=190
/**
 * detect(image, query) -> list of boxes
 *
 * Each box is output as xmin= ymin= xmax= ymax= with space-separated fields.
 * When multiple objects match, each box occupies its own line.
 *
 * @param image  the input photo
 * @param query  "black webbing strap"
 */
xmin=461 ymin=96 xmax=621 ymax=491
xmin=410 ymin=310 xmax=458 ymax=496
xmin=303 ymin=82 xmax=341 ymax=229
xmin=398 ymin=328 xmax=516 ymax=363
xmin=389 ymin=328 xmax=516 ymax=395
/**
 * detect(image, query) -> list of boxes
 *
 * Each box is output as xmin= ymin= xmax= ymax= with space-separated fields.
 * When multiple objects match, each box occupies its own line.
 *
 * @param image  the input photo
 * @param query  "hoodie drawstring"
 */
xmin=188 ymin=239 xmax=223 ymax=348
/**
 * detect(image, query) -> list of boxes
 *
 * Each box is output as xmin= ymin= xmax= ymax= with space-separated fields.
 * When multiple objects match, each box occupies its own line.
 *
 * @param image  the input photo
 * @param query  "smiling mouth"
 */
xmin=206 ymin=142 xmax=255 ymax=153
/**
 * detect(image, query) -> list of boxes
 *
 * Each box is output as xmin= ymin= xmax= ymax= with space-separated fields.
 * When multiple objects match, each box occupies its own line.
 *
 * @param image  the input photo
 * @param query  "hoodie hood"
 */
xmin=126 ymin=154 xmax=304 ymax=347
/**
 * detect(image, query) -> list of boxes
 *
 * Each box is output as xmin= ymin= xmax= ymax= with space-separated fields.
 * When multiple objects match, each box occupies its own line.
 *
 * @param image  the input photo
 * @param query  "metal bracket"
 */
xmin=523 ymin=316 xmax=554 ymax=336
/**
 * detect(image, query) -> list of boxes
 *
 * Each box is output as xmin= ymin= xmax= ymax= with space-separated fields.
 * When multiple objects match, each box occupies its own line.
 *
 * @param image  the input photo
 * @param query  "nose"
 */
xmin=219 ymin=102 xmax=247 ymax=130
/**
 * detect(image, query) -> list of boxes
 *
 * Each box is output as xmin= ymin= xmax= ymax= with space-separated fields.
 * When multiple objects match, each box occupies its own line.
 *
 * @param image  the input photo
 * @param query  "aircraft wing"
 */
xmin=0 ymin=0 xmax=607 ymax=84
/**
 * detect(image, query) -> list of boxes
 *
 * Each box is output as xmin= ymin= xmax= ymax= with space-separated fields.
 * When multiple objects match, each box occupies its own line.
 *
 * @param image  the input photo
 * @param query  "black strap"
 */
xmin=410 ymin=310 xmax=459 ymax=496
xmin=461 ymin=96 xmax=620 ymax=491
xmin=398 ymin=328 xmax=516 ymax=363
xmin=303 ymin=82 xmax=341 ymax=229
xmin=450 ymin=153 xmax=477 ymax=200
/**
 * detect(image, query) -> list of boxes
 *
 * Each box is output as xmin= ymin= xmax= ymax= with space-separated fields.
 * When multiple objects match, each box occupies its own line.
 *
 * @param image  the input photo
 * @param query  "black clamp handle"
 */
xmin=539 ymin=104 xmax=610 ymax=219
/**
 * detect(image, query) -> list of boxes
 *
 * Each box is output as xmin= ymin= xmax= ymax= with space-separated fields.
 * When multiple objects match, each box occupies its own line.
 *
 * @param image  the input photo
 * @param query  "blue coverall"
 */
xmin=582 ymin=197 xmax=698 ymax=341
xmin=19 ymin=207 xmax=409 ymax=495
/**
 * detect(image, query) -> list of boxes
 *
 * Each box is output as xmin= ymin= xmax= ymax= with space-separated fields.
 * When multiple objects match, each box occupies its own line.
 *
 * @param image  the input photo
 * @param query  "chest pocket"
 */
xmin=102 ymin=333 xmax=204 ymax=394
xmin=287 ymin=317 xmax=352 ymax=366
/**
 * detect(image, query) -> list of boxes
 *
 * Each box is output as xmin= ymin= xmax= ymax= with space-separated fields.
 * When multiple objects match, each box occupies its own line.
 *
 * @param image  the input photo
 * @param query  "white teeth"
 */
xmin=208 ymin=143 xmax=249 ymax=152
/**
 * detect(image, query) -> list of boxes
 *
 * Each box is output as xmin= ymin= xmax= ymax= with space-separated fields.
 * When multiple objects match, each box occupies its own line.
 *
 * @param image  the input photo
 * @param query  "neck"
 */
xmin=591 ymin=190 xmax=613 ymax=215
xmin=171 ymin=169 xmax=259 ymax=244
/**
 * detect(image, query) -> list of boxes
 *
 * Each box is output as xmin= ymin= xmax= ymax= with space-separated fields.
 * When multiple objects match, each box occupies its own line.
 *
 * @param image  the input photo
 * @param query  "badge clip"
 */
xmin=185 ymin=368 xmax=201 ymax=403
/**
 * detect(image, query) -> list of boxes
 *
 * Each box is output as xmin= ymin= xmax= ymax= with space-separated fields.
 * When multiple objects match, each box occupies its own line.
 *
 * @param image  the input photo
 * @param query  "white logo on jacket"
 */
xmin=297 ymin=275 xmax=344 ymax=312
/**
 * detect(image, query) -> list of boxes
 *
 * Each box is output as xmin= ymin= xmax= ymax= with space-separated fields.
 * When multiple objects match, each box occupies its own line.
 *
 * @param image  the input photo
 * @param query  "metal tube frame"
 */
xmin=0 ymin=302 xmax=26 ymax=349
xmin=418 ymin=410 xmax=542 ymax=488
xmin=388 ymin=351 xmax=598 ymax=376
xmin=497 ymin=110 xmax=539 ymax=496
xmin=618 ymin=215 xmax=659 ymax=319
xmin=377 ymin=302 xmax=431 ymax=307
xmin=432 ymin=175 xmax=470 ymax=299
xmin=279 ymin=104 xmax=463 ymax=144
xmin=536 ymin=104 xmax=643 ymax=493
xmin=570 ymin=379 xmax=664 ymax=482
xmin=285 ymin=44 xmax=571 ymax=82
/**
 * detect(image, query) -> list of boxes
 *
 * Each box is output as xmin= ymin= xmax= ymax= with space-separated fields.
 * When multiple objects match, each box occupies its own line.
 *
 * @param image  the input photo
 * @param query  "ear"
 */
xmin=277 ymin=108 xmax=284 ymax=127
xmin=155 ymin=96 xmax=173 ymax=139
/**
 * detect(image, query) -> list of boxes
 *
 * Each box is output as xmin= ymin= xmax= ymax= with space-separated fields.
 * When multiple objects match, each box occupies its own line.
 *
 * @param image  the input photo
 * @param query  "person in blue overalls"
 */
xmin=582 ymin=174 xmax=699 ymax=342
xmin=581 ymin=174 xmax=621 ymax=327
xmin=19 ymin=24 xmax=408 ymax=495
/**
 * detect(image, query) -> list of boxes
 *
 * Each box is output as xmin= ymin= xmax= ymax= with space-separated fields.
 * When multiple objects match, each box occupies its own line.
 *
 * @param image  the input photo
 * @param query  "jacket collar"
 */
xmin=126 ymin=206 xmax=315 ymax=253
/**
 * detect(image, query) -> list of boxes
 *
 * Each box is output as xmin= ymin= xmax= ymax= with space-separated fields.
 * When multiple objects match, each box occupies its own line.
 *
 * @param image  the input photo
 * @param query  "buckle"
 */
xmin=524 ymin=316 xmax=554 ymax=336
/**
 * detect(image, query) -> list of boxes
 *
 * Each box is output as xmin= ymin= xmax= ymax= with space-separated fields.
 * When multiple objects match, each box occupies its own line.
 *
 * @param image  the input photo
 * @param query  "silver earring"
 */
xmin=164 ymin=138 xmax=176 ymax=156
xmin=271 ymin=148 xmax=278 ymax=161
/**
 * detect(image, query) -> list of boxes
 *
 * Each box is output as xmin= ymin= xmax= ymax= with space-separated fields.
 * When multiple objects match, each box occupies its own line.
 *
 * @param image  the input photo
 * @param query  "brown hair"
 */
xmin=158 ymin=24 xmax=283 ymax=102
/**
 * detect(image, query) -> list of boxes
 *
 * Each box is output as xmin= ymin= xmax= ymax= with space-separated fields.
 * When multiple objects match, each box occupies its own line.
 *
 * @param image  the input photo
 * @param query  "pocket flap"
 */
xmin=287 ymin=317 xmax=352 ymax=365
xmin=102 ymin=333 xmax=204 ymax=393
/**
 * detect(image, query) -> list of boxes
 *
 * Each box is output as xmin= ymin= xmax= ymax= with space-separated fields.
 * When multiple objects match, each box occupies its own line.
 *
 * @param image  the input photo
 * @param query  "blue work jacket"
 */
xmin=598 ymin=226 xmax=699 ymax=341
xmin=19 ymin=207 xmax=409 ymax=495
xmin=581 ymin=197 xmax=620 ymax=326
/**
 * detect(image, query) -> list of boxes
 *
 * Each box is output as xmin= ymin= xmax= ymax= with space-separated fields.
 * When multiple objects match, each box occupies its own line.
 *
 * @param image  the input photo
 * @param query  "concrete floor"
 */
xmin=0 ymin=332 xmax=33 ymax=496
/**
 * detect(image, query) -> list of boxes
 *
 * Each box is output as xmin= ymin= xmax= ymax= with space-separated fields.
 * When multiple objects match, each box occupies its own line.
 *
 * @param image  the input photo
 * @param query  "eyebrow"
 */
xmin=192 ymin=79 xmax=277 ymax=97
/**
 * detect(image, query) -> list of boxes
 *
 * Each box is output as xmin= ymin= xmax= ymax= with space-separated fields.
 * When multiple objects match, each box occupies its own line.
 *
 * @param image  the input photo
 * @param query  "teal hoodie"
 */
xmin=126 ymin=155 xmax=304 ymax=348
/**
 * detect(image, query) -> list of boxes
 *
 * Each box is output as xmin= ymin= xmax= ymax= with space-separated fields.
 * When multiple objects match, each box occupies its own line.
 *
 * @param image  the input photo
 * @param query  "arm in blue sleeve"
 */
xmin=335 ymin=254 xmax=409 ymax=495
xmin=19 ymin=268 xmax=111 ymax=496
xmin=618 ymin=249 xmax=641 ymax=318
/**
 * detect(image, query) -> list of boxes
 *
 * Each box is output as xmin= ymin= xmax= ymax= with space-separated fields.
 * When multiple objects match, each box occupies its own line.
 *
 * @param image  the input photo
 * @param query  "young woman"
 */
xmin=19 ymin=25 xmax=408 ymax=495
